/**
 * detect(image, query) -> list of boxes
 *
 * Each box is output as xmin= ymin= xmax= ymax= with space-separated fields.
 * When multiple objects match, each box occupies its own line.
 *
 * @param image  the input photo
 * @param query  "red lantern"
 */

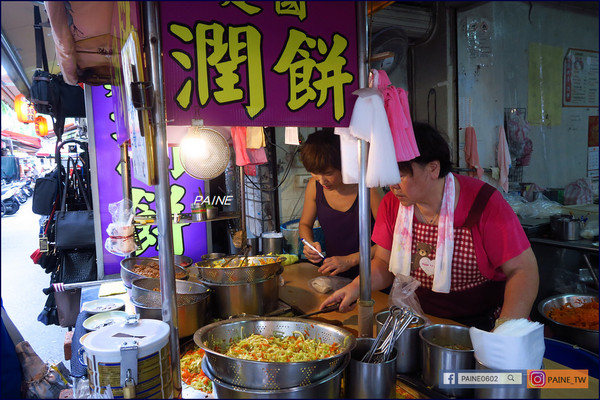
xmin=14 ymin=94 xmax=36 ymax=123
xmin=34 ymin=115 xmax=48 ymax=137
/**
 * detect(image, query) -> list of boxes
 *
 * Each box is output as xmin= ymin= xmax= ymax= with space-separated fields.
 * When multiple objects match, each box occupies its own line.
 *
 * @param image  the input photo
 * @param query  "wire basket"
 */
xmin=193 ymin=317 xmax=356 ymax=390
xmin=192 ymin=255 xmax=283 ymax=284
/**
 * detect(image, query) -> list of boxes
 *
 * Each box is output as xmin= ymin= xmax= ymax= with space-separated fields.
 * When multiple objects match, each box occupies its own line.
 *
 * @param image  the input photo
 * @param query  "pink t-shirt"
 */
xmin=372 ymin=173 xmax=530 ymax=280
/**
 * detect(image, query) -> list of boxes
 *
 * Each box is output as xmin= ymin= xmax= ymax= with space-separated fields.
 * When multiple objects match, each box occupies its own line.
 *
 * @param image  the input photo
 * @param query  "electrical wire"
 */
xmin=244 ymin=146 xmax=299 ymax=192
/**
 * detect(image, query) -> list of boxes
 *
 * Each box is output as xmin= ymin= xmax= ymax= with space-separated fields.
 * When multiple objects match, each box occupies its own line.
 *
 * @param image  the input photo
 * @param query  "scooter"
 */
xmin=1 ymin=186 xmax=21 ymax=216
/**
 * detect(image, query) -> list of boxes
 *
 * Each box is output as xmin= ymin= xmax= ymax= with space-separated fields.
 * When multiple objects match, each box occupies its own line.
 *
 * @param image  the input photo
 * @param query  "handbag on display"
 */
xmin=32 ymin=168 xmax=60 ymax=216
xmin=54 ymin=158 xmax=95 ymax=250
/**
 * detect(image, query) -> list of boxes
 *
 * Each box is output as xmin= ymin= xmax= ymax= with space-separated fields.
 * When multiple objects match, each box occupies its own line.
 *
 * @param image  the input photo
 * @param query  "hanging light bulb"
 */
xmin=15 ymin=94 xmax=35 ymax=123
xmin=179 ymin=125 xmax=230 ymax=180
xmin=34 ymin=115 xmax=49 ymax=137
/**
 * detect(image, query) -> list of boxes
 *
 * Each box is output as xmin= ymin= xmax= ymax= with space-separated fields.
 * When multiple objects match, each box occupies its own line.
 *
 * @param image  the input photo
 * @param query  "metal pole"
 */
xmin=239 ymin=166 xmax=247 ymax=246
xmin=144 ymin=2 xmax=181 ymax=397
xmin=356 ymin=1 xmax=374 ymax=338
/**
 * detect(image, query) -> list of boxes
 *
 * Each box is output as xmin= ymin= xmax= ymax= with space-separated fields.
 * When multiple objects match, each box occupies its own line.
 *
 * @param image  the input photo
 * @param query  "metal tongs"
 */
xmin=220 ymin=245 xmax=251 ymax=268
xmin=361 ymin=306 xmax=418 ymax=364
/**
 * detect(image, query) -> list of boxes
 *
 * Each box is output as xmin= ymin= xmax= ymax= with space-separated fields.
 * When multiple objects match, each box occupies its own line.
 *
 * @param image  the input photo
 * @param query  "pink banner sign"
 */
xmin=160 ymin=1 xmax=358 ymax=127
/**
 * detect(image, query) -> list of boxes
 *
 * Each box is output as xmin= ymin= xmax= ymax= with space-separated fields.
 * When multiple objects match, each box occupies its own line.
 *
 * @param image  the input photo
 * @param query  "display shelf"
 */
xmin=133 ymin=212 xmax=240 ymax=225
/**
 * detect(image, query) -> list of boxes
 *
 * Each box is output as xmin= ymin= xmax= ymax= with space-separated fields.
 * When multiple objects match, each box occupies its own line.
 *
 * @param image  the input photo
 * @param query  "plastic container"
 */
xmin=280 ymin=219 xmax=325 ymax=256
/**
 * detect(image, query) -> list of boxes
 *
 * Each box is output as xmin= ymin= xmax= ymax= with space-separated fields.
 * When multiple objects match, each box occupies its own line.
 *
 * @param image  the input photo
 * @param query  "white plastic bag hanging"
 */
xmin=104 ymin=199 xmax=138 ymax=256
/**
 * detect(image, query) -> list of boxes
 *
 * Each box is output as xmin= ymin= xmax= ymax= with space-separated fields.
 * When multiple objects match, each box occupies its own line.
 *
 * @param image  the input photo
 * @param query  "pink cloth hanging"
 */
xmin=464 ymin=126 xmax=484 ymax=179
xmin=374 ymin=70 xmax=420 ymax=161
xmin=231 ymin=126 xmax=268 ymax=166
xmin=497 ymin=126 xmax=512 ymax=193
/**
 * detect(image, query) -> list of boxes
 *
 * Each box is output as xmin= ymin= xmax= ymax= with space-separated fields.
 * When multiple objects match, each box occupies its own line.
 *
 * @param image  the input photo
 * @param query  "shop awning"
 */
xmin=1 ymin=129 xmax=41 ymax=153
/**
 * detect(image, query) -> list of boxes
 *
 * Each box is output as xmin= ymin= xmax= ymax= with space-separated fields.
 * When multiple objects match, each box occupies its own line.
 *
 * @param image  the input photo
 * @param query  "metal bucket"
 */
xmin=261 ymin=232 xmax=283 ymax=255
xmin=420 ymin=324 xmax=474 ymax=398
xmin=343 ymin=338 xmax=397 ymax=399
xmin=376 ymin=311 xmax=425 ymax=373
xmin=198 ymin=269 xmax=281 ymax=318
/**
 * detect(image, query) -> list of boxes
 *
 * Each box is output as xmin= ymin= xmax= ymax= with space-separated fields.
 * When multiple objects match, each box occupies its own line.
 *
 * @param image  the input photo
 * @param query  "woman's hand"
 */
xmin=319 ymin=281 xmax=359 ymax=313
xmin=303 ymin=240 xmax=324 ymax=264
xmin=318 ymin=255 xmax=352 ymax=276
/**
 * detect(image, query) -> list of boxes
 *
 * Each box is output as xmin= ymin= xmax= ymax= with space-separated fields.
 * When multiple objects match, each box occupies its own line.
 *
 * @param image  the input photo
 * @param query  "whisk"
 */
xmin=361 ymin=306 xmax=418 ymax=364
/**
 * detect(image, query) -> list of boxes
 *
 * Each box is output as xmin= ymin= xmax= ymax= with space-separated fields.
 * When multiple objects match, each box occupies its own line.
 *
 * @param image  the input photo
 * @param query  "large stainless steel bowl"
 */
xmin=537 ymin=293 xmax=598 ymax=354
xmin=120 ymin=257 xmax=188 ymax=288
xmin=193 ymin=317 xmax=356 ymax=390
xmin=201 ymin=353 xmax=348 ymax=399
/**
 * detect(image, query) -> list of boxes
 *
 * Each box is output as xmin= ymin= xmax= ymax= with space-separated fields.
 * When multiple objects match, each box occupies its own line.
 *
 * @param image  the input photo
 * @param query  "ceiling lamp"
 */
xmin=34 ymin=116 xmax=49 ymax=137
xmin=179 ymin=126 xmax=230 ymax=180
xmin=14 ymin=94 xmax=36 ymax=123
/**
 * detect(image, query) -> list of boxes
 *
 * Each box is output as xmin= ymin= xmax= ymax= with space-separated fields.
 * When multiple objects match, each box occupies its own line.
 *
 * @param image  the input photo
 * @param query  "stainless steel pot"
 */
xmin=130 ymin=296 xmax=209 ymax=338
xmin=537 ymin=293 xmax=598 ymax=354
xmin=261 ymin=232 xmax=283 ymax=255
xmin=376 ymin=310 xmax=425 ymax=373
xmin=344 ymin=338 xmax=396 ymax=399
xmin=550 ymin=215 xmax=583 ymax=241
xmin=129 ymin=279 xmax=210 ymax=338
xmin=420 ymin=324 xmax=475 ymax=398
xmin=198 ymin=269 xmax=281 ymax=318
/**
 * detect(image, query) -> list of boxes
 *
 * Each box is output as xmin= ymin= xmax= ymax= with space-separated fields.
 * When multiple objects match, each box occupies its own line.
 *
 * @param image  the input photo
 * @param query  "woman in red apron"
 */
xmin=321 ymin=122 xmax=539 ymax=331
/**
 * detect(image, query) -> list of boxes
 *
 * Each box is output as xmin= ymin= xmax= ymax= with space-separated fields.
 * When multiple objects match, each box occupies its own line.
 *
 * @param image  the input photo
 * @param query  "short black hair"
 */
xmin=398 ymin=122 xmax=453 ymax=177
xmin=299 ymin=129 xmax=341 ymax=173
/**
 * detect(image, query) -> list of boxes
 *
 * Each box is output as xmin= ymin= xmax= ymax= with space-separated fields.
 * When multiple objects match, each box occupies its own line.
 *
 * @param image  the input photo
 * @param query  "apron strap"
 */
xmin=463 ymin=183 xmax=497 ymax=229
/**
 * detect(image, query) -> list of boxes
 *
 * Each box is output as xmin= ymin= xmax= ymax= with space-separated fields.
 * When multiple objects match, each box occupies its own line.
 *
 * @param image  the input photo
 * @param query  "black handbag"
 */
xmin=54 ymin=159 xmax=95 ymax=250
xmin=32 ymin=168 xmax=60 ymax=216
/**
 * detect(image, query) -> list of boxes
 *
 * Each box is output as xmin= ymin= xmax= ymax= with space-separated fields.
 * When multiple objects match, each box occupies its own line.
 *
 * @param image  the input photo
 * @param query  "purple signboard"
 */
xmin=160 ymin=1 xmax=358 ymax=127
xmin=91 ymin=85 xmax=207 ymax=275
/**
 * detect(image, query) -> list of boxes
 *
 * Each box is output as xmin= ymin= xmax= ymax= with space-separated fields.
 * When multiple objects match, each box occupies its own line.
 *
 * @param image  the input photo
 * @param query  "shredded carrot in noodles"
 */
xmin=225 ymin=332 xmax=341 ymax=362
xmin=547 ymin=300 xmax=599 ymax=330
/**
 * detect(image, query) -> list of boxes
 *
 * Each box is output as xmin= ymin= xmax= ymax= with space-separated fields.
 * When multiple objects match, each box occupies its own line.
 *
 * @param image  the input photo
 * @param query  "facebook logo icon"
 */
xmin=443 ymin=373 xmax=456 ymax=385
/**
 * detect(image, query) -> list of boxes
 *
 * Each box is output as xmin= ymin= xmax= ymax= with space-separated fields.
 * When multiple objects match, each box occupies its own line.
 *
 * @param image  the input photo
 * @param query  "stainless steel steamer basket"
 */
xmin=201 ymin=352 xmax=349 ymax=398
xmin=193 ymin=317 xmax=357 ymax=390
xmin=120 ymin=257 xmax=188 ymax=288
xmin=193 ymin=255 xmax=283 ymax=284
xmin=130 ymin=277 xmax=210 ymax=307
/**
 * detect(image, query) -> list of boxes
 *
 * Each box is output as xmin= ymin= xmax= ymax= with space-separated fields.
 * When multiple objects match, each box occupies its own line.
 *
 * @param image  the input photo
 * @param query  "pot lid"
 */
xmin=83 ymin=317 xmax=170 ymax=358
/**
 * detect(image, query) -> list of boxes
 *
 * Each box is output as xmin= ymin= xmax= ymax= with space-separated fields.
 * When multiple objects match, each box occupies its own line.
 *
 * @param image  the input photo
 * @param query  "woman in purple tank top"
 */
xmin=298 ymin=130 xmax=382 ymax=279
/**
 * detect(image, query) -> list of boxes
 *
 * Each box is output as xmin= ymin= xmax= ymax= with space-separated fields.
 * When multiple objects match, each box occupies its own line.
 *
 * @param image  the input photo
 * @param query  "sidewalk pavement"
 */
xmin=1 ymin=199 xmax=68 ymax=367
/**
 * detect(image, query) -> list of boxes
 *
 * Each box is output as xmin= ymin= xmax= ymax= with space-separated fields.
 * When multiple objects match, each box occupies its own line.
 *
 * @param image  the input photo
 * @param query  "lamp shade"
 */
xmin=35 ymin=116 xmax=49 ymax=137
xmin=179 ymin=126 xmax=230 ymax=180
xmin=15 ymin=94 xmax=35 ymax=123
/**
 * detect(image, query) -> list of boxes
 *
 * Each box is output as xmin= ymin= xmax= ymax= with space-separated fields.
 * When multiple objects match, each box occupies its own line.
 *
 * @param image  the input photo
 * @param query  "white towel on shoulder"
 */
xmin=388 ymin=174 xmax=456 ymax=293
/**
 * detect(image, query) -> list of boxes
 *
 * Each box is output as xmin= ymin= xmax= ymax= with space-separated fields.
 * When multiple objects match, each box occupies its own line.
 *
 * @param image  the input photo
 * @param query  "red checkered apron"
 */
xmin=408 ymin=184 xmax=505 ymax=325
